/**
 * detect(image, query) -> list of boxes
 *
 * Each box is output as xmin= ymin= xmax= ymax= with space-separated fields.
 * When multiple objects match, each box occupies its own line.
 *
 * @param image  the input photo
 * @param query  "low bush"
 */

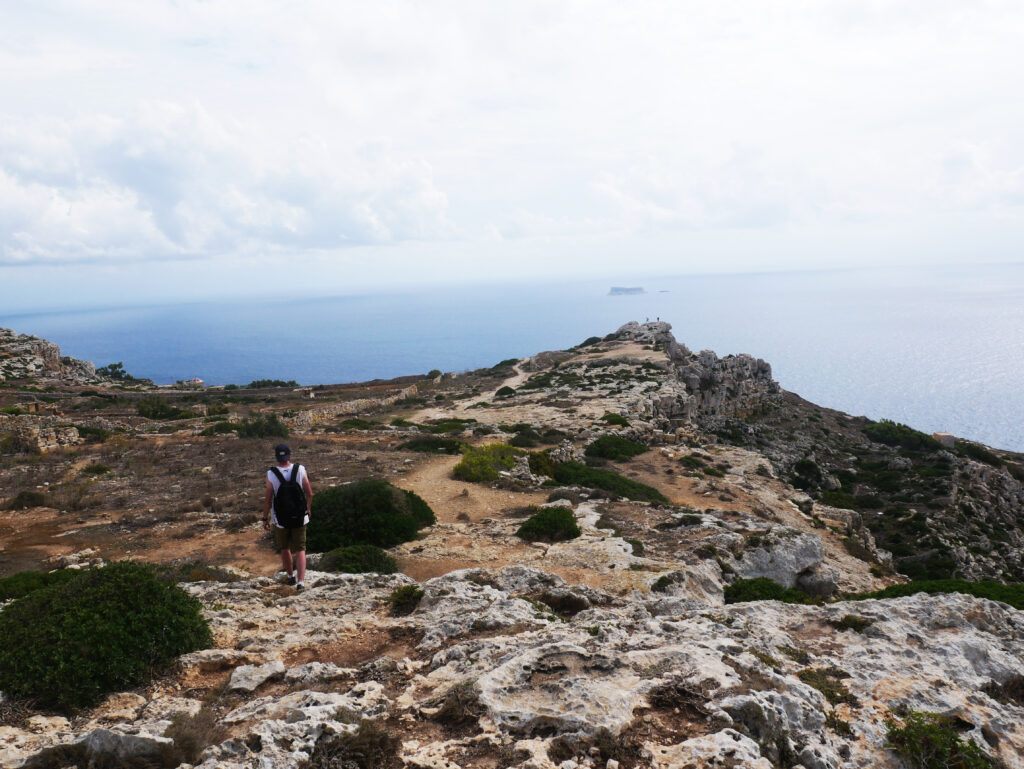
xmin=337 ymin=417 xmax=378 ymax=431
xmin=516 ymin=507 xmax=581 ymax=543
xmin=528 ymin=451 xmax=558 ymax=479
xmin=307 ymin=719 xmax=400 ymax=769
xmin=853 ymin=579 xmax=1024 ymax=610
xmin=201 ymin=421 xmax=238 ymax=436
xmin=798 ymin=667 xmax=857 ymax=706
xmin=452 ymin=443 xmax=523 ymax=482
xmin=551 ymin=462 xmax=668 ymax=503
xmin=0 ymin=562 xmax=212 ymax=711
xmin=429 ymin=680 xmax=483 ymax=730
xmin=398 ymin=436 xmax=464 ymax=454
xmin=153 ymin=561 xmax=241 ymax=584
xmin=308 ymin=479 xmax=435 ymax=552
xmin=0 ymin=568 xmax=78 ymax=601
xmin=75 ymin=425 xmax=110 ymax=443
xmin=585 ymin=435 xmax=648 ymax=460
xmin=724 ymin=577 xmax=814 ymax=605
xmin=495 ymin=386 xmax=516 ymax=398
xmin=82 ymin=463 xmax=111 ymax=475
xmin=163 ymin=706 xmax=229 ymax=766
xmin=247 ymin=379 xmax=298 ymax=389
xmin=137 ymin=397 xmax=190 ymax=420
xmin=389 ymin=585 xmax=425 ymax=616
xmin=6 ymin=489 xmax=48 ymax=509
xmin=600 ymin=412 xmax=630 ymax=427
xmin=321 ymin=544 xmax=398 ymax=574
xmin=885 ymin=711 xmax=995 ymax=769
xmin=955 ymin=441 xmax=1003 ymax=467
xmin=426 ymin=418 xmax=476 ymax=434
xmin=863 ymin=420 xmax=942 ymax=452
xmin=236 ymin=414 xmax=289 ymax=438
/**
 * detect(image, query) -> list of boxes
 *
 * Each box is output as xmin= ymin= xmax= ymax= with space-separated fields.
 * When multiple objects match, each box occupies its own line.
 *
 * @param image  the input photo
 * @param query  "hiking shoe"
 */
xmin=296 ymin=583 xmax=304 ymax=593
xmin=285 ymin=575 xmax=296 ymax=586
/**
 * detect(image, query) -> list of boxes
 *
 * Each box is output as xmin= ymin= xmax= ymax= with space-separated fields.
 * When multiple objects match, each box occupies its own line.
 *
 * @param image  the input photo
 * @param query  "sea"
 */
xmin=2 ymin=262 xmax=1023 ymax=452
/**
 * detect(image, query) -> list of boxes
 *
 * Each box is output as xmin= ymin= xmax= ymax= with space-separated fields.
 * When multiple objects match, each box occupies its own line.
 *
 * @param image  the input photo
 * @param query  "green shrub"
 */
xmin=724 ymin=577 xmax=814 ymax=605
xmin=452 ymin=444 xmax=523 ymax=482
xmin=797 ymin=667 xmax=857 ymax=706
xmin=201 ymin=421 xmax=238 ymax=436
xmin=792 ymin=458 xmax=822 ymax=488
xmin=82 ymin=463 xmax=111 ymax=475
xmin=136 ymin=397 xmax=189 ymax=420
xmin=829 ymin=614 xmax=875 ymax=633
xmin=426 ymin=418 xmax=476 ymax=434
xmin=321 ymin=544 xmax=398 ymax=574
xmin=528 ymin=451 xmax=558 ymax=478
xmin=398 ymin=436 xmax=464 ymax=454
xmin=338 ymin=418 xmax=377 ymax=431
xmin=152 ymin=561 xmax=241 ymax=584
xmin=389 ymin=585 xmax=424 ymax=616
xmin=854 ymin=579 xmax=1024 ymax=610
xmin=885 ymin=711 xmax=995 ymax=769
xmin=247 ymin=379 xmax=298 ymax=389
xmin=308 ymin=479 xmax=435 ymax=552
xmin=600 ymin=412 xmax=630 ymax=427
xmin=863 ymin=420 xmax=942 ymax=452
xmin=551 ymin=462 xmax=668 ymax=503
xmin=585 ymin=435 xmax=648 ymax=460
xmin=516 ymin=507 xmax=581 ymax=543
xmin=495 ymin=386 xmax=516 ymax=398
xmin=235 ymin=414 xmax=289 ymax=438
xmin=955 ymin=442 xmax=1003 ymax=467
xmin=1 ymin=406 xmax=26 ymax=415
xmin=6 ymin=489 xmax=48 ymax=510
xmin=0 ymin=568 xmax=78 ymax=601
xmin=75 ymin=425 xmax=110 ymax=443
xmin=0 ymin=562 xmax=211 ymax=711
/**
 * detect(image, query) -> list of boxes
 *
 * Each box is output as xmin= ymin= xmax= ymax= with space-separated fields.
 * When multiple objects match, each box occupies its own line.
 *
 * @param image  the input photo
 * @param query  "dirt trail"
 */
xmin=395 ymin=454 xmax=548 ymax=524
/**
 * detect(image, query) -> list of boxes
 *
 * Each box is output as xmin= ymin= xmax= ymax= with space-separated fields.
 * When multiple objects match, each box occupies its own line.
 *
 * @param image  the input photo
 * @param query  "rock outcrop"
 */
xmin=4 ymin=568 xmax=1023 ymax=769
xmin=0 ymin=328 xmax=96 ymax=384
xmin=614 ymin=322 xmax=779 ymax=427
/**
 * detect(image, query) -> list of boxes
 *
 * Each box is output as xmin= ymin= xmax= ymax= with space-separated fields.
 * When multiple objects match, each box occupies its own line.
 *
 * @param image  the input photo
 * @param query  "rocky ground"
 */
xmin=1 ymin=322 xmax=1023 ymax=768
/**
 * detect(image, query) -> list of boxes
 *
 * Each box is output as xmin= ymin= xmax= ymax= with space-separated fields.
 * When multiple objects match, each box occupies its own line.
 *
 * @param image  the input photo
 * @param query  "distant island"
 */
xmin=608 ymin=286 xmax=645 ymax=295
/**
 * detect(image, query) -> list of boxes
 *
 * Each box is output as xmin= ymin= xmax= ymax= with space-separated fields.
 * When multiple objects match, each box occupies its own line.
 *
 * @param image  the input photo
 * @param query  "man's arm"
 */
xmin=302 ymin=475 xmax=313 ymax=515
xmin=263 ymin=479 xmax=274 ymax=530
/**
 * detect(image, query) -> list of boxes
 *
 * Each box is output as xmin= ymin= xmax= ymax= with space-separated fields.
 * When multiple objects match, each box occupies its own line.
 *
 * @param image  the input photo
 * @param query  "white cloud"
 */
xmin=0 ymin=1 xmax=1023 ymax=300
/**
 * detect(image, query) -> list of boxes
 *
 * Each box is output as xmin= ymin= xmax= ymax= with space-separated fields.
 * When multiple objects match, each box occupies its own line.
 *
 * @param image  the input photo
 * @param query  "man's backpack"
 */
xmin=270 ymin=465 xmax=307 ymax=529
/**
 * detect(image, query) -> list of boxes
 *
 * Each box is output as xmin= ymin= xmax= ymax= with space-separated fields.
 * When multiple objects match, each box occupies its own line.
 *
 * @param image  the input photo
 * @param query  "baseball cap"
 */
xmin=274 ymin=443 xmax=291 ymax=461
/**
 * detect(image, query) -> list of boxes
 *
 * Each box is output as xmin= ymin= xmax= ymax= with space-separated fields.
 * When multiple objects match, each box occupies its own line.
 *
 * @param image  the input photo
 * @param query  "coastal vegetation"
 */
xmin=0 ymin=562 xmax=211 ymax=711
xmin=308 ymin=479 xmax=435 ymax=552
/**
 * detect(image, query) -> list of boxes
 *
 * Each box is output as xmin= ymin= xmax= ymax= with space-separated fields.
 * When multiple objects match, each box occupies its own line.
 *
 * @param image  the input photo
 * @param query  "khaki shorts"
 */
xmin=274 ymin=525 xmax=307 ymax=553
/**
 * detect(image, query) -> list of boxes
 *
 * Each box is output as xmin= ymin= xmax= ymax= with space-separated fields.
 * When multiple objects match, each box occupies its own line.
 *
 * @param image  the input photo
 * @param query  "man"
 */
xmin=263 ymin=443 xmax=313 ymax=592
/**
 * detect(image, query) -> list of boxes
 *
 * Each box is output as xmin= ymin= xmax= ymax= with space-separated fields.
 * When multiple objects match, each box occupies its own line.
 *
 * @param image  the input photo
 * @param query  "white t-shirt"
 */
xmin=267 ymin=463 xmax=310 ymax=528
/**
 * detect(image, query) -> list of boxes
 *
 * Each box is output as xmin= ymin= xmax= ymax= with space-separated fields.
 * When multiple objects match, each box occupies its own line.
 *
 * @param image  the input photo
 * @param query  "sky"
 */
xmin=1 ymin=1 xmax=1023 ymax=311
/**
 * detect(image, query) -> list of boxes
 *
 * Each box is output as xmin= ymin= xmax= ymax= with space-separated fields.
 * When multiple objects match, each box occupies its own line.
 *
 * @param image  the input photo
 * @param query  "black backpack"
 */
xmin=270 ymin=465 xmax=307 ymax=528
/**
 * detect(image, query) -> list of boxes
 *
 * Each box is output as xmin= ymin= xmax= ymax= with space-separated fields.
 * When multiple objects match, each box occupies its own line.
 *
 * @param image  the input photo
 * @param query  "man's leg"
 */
xmin=275 ymin=527 xmax=295 ymax=580
xmin=295 ymin=551 xmax=306 ymax=584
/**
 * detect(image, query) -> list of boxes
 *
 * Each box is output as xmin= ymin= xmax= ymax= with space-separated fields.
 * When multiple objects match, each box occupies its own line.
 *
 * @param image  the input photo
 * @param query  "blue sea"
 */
xmin=3 ymin=263 xmax=1023 ymax=451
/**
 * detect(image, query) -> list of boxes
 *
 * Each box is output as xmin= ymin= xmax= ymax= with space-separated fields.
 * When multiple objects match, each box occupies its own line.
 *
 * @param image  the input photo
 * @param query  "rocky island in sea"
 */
xmin=1 ymin=321 xmax=1023 ymax=768
xmin=608 ymin=286 xmax=646 ymax=295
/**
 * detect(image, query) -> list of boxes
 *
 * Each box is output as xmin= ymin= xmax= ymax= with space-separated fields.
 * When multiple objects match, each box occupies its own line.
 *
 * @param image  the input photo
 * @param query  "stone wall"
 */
xmin=283 ymin=384 xmax=420 ymax=428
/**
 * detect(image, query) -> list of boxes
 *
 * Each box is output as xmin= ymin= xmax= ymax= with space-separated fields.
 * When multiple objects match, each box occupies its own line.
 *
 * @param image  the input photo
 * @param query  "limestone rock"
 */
xmin=227 ymin=661 xmax=286 ymax=692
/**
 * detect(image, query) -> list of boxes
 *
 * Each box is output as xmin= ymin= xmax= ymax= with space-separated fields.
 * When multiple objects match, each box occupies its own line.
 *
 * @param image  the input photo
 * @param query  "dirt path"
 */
xmin=394 ymin=455 xmax=548 ymax=524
